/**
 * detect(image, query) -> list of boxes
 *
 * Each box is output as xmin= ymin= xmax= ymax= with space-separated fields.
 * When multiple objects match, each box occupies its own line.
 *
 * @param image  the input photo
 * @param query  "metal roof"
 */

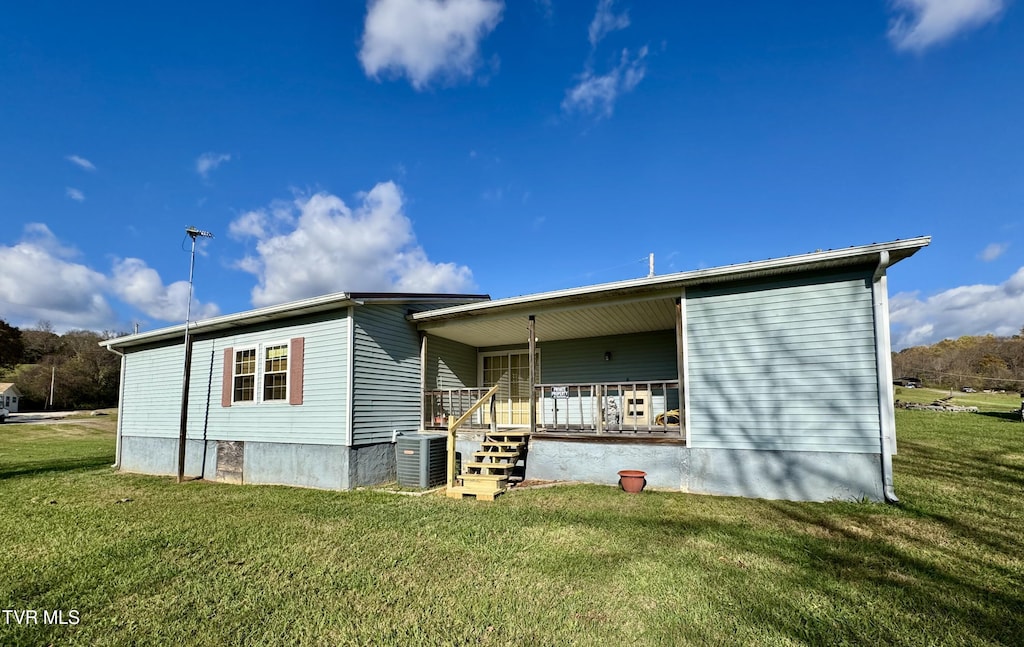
xmin=411 ymin=237 xmax=930 ymax=347
xmin=99 ymin=238 xmax=929 ymax=352
xmin=100 ymin=292 xmax=488 ymax=350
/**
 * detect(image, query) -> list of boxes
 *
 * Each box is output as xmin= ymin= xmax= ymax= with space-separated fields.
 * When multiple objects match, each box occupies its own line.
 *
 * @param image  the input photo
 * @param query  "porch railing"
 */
xmin=446 ymin=384 xmax=500 ymax=490
xmin=423 ymin=388 xmax=497 ymax=430
xmin=535 ymin=381 xmax=681 ymax=433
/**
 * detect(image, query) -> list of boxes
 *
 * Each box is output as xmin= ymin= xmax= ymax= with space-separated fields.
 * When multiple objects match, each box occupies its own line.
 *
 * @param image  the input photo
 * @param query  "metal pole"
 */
xmin=177 ymin=227 xmax=213 ymax=483
xmin=528 ymin=316 xmax=536 ymax=436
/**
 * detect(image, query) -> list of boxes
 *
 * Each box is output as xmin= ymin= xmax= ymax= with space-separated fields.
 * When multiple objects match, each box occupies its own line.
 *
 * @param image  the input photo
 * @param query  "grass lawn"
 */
xmin=1 ymin=404 xmax=1022 ymax=646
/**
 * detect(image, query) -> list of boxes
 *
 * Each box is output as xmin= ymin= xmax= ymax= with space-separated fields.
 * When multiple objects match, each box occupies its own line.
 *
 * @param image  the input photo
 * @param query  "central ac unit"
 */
xmin=396 ymin=434 xmax=447 ymax=488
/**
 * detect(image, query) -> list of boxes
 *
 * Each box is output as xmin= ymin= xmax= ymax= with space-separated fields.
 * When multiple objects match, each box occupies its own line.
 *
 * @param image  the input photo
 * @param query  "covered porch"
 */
xmin=412 ymin=285 xmax=688 ymax=442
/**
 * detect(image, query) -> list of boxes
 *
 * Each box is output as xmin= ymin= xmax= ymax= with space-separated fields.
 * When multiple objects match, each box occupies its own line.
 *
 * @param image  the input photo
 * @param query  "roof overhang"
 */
xmin=100 ymin=292 xmax=489 ymax=351
xmin=411 ymin=237 xmax=931 ymax=347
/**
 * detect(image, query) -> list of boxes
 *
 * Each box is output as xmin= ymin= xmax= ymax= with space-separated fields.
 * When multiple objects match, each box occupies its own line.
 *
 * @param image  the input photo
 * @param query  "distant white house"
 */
xmin=0 ymin=383 xmax=22 ymax=413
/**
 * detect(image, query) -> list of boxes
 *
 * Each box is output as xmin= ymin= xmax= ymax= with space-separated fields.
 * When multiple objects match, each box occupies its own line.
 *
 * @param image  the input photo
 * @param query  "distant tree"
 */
xmin=58 ymin=330 xmax=121 ymax=408
xmin=0 ymin=319 xmax=25 ymax=368
xmin=894 ymin=332 xmax=1024 ymax=391
xmin=21 ymin=322 xmax=63 ymax=363
xmin=2 ymin=326 xmax=123 ymax=410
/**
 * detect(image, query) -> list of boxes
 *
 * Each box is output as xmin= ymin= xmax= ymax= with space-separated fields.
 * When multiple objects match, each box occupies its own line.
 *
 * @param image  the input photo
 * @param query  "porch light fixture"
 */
xmin=604 ymin=351 xmax=612 ymax=361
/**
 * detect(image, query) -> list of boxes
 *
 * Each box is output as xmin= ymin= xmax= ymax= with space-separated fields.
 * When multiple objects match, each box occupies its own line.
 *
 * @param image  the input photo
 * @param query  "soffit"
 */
xmin=421 ymin=295 xmax=679 ymax=347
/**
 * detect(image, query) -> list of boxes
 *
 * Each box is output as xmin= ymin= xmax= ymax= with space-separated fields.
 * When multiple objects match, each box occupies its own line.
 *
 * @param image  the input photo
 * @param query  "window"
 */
xmin=233 ymin=348 xmax=256 ymax=403
xmin=262 ymin=343 xmax=288 ymax=401
xmin=222 ymin=338 xmax=303 ymax=407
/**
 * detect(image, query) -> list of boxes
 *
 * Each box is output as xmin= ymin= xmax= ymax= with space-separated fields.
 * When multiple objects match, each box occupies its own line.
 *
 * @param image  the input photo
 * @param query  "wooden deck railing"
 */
xmin=423 ymin=388 xmax=496 ymax=430
xmin=446 ymin=384 xmax=500 ymax=490
xmin=535 ymin=381 xmax=681 ymax=433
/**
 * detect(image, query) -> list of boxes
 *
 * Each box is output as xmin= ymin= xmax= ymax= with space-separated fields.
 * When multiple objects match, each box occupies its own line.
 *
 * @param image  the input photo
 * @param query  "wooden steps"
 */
xmin=480 ymin=441 xmax=524 ymax=450
xmin=465 ymin=461 xmax=516 ymax=472
xmin=447 ymin=427 xmax=529 ymax=501
xmin=473 ymin=450 xmax=519 ymax=460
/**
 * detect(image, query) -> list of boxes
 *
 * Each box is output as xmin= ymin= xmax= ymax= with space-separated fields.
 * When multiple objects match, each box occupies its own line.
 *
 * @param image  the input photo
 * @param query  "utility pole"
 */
xmin=177 ymin=226 xmax=214 ymax=483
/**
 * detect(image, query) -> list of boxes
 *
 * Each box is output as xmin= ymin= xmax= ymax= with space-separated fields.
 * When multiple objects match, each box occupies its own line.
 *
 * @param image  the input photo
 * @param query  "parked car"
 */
xmin=962 ymin=387 xmax=976 ymax=393
xmin=0 ymin=407 xmax=7 ymax=423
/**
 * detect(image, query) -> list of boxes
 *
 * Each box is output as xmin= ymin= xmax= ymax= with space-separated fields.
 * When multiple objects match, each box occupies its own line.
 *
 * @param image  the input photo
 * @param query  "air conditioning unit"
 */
xmin=396 ymin=434 xmax=447 ymax=488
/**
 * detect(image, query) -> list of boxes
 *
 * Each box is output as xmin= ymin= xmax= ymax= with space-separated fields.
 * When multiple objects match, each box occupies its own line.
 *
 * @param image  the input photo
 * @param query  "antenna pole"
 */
xmin=648 ymin=253 xmax=655 ymax=278
xmin=177 ymin=227 xmax=214 ymax=483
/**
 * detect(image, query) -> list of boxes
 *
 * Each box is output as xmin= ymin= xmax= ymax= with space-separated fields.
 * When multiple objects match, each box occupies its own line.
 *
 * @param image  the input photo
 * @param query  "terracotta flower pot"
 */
xmin=618 ymin=470 xmax=647 ymax=493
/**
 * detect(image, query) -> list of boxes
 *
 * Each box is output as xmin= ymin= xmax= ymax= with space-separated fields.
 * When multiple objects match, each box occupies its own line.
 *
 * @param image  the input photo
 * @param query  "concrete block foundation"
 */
xmin=117 ymin=436 xmax=396 ymax=490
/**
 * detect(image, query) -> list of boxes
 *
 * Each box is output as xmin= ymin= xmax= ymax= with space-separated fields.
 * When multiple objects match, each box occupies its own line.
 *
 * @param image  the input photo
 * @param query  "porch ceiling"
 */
xmin=418 ymin=294 xmax=678 ymax=347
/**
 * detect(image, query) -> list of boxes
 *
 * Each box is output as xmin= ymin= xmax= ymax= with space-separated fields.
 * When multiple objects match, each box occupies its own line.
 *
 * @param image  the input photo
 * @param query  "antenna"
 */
xmin=648 ymin=253 xmax=655 ymax=278
xmin=186 ymin=226 xmax=214 ymax=240
xmin=177 ymin=225 xmax=214 ymax=483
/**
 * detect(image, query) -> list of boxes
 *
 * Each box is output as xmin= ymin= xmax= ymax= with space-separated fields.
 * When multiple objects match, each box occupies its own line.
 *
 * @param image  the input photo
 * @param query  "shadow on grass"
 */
xmin=507 ymin=493 xmax=1024 ymax=646
xmin=975 ymin=410 xmax=1024 ymax=423
xmin=0 ymin=454 xmax=113 ymax=480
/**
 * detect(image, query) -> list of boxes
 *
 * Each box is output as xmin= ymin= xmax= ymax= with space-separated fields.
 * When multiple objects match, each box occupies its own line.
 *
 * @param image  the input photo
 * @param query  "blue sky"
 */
xmin=1 ymin=0 xmax=1021 ymax=349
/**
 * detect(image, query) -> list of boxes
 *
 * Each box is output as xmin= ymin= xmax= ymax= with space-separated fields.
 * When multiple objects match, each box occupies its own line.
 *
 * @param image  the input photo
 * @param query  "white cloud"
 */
xmin=888 ymin=0 xmax=1004 ymax=52
xmin=110 ymin=258 xmax=220 ymax=322
xmin=0 ymin=224 xmax=114 ymax=330
xmin=979 ymin=242 xmax=1008 ymax=262
xmin=66 ymin=154 xmax=96 ymax=171
xmin=563 ymin=46 xmax=647 ymax=118
xmin=890 ymin=267 xmax=1024 ymax=348
xmin=230 ymin=181 xmax=475 ymax=306
xmin=0 ymin=224 xmax=220 ymax=331
xmin=196 ymin=152 xmax=232 ymax=179
xmin=588 ymin=0 xmax=630 ymax=48
xmin=229 ymin=210 xmax=271 ymax=240
xmin=359 ymin=0 xmax=504 ymax=90
xmin=65 ymin=187 xmax=85 ymax=202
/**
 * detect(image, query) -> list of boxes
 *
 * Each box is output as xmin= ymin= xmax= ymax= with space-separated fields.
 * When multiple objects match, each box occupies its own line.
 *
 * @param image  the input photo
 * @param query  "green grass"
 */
xmin=1 ymin=410 xmax=1022 ymax=646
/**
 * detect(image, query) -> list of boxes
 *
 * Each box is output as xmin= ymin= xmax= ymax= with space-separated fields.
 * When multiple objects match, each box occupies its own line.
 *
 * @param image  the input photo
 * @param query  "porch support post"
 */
xmin=419 ymin=332 xmax=427 ymax=430
xmin=675 ymin=296 xmax=687 ymax=443
xmin=528 ymin=315 xmax=536 ymax=435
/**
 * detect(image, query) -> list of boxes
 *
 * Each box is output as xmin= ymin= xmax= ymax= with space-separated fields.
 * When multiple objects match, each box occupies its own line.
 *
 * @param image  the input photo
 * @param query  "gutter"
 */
xmin=103 ymin=345 xmax=126 ymax=469
xmin=872 ymin=251 xmax=899 ymax=503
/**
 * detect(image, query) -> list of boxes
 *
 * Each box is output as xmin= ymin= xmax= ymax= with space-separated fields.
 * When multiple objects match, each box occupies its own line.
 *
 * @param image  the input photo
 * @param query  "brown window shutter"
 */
xmin=221 ymin=347 xmax=234 ymax=407
xmin=289 ymin=337 xmax=304 ymax=405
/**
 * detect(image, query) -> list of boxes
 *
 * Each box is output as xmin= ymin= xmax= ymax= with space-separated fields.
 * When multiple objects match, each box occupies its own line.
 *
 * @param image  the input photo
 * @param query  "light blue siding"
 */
xmin=120 ymin=344 xmax=184 ymax=439
xmin=686 ymin=271 xmax=881 ymax=452
xmin=188 ymin=313 xmax=349 ymax=445
xmin=120 ymin=312 xmax=349 ymax=445
xmin=539 ymin=331 xmax=677 ymax=383
xmin=426 ymin=335 xmax=476 ymax=389
xmin=351 ymin=304 xmax=421 ymax=445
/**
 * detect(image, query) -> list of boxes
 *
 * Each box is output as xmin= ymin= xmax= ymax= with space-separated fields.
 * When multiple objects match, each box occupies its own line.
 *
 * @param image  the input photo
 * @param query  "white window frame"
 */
xmin=260 ymin=340 xmax=291 ymax=403
xmin=229 ymin=341 xmax=291 ymax=405
xmin=232 ymin=346 xmax=258 ymax=405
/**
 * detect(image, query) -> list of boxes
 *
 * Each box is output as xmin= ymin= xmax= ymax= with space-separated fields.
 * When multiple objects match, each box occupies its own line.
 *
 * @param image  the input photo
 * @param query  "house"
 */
xmin=101 ymin=237 xmax=930 ymax=502
xmin=0 ymin=383 xmax=22 ymax=413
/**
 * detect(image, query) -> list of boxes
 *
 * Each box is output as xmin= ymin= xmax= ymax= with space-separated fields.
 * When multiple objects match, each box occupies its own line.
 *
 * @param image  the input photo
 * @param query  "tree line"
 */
xmin=892 ymin=329 xmax=1024 ymax=393
xmin=0 ymin=320 xmax=123 ymax=411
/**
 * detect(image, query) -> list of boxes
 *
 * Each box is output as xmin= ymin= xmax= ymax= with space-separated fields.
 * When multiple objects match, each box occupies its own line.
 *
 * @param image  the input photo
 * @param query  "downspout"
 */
xmin=103 ymin=345 xmax=126 ymax=469
xmin=872 ymin=251 xmax=899 ymax=503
